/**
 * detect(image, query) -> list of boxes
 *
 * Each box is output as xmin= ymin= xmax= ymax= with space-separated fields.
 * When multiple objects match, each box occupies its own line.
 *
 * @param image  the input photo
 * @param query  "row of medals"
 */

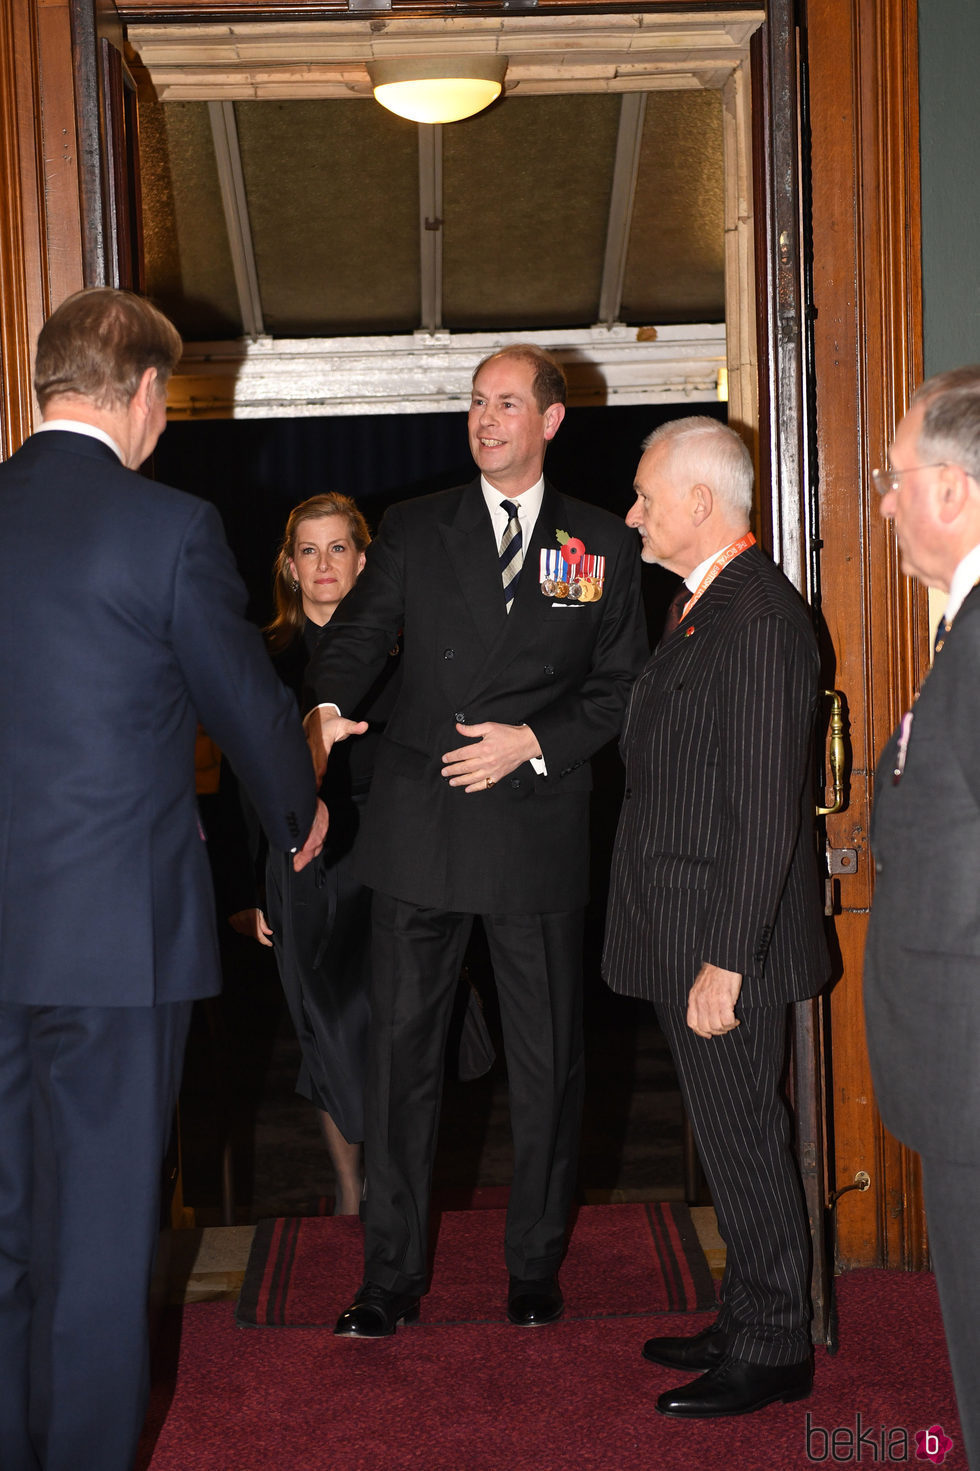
xmin=539 ymin=548 xmax=605 ymax=602
xmin=540 ymin=574 xmax=604 ymax=602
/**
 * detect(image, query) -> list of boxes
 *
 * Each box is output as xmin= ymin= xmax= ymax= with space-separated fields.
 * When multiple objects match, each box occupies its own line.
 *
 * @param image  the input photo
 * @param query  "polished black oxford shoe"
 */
xmin=333 ymin=1282 xmax=420 ymax=1338
xmin=642 ymin=1321 xmax=730 ymax=1371
xmin=507 ymin=1275 xmax=564 ymax=1327
xmin=656 ymin=1355 xmax=813 ymax=1419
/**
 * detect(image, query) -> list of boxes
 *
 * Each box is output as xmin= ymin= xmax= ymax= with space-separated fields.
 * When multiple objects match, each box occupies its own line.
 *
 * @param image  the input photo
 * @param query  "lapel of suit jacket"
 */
xmin=437 ymin=479 xmax=509 ymax=653
xmin=624 ymin=549 xmax=752 ymax=739
xmin=660 ymin=543 xmax=761 ymax=655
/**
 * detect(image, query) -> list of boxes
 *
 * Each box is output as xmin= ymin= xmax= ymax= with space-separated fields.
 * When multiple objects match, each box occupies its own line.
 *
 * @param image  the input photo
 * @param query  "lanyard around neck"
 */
xmin=680 ymin=532 xmax=756 ymax=621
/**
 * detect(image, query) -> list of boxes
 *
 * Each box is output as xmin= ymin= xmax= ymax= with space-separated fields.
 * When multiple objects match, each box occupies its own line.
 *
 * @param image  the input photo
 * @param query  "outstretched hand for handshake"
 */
xmin=303 ymin=707 xmax=369 ymax=785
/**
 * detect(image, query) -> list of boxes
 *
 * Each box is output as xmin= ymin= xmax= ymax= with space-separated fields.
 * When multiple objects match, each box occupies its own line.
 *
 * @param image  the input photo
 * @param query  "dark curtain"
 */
xmin=152 ymin=401 xmax=725 ymax=628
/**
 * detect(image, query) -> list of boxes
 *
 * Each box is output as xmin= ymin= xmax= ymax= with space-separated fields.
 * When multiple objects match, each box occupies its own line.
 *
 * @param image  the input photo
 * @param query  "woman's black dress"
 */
xmin=264 ymin=620 xmax=397 ymax=1144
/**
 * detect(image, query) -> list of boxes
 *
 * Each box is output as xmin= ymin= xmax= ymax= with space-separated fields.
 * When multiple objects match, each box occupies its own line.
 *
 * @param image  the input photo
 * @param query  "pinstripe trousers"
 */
xmin=656 ymin=1003 xmax=812 ymax=1366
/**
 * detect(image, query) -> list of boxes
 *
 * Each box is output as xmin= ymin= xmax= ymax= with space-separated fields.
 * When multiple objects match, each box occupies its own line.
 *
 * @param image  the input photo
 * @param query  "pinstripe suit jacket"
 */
xmin=603 ymin=544 xmax=829 ymax=1006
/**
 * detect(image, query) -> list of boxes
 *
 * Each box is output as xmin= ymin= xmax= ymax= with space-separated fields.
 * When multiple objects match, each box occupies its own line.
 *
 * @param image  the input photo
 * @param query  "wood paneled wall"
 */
xmin=0 ymin=0 xmax=88 ymax=456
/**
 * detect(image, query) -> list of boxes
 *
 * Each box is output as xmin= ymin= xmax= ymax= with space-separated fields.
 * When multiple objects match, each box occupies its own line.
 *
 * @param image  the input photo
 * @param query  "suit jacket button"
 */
xmin=544 ymin=664 xmax=554 ymax=676
xmin=444 ymin=648 xmax=454 ymax=659
xmin=455 ymin=711 xmax=466 ymax=723
xmin=510 ymin=778 xmax=521 ymax=789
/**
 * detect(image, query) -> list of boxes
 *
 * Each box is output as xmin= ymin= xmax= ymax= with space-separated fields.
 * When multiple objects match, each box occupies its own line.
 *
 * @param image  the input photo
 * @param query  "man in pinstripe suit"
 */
xmin=603 ymin=417 xmax=829 ymax=1418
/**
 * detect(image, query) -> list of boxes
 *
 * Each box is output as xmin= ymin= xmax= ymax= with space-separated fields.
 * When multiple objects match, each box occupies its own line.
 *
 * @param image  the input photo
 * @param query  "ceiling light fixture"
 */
xmin=368 ymin=56 xmax=508 ymax=125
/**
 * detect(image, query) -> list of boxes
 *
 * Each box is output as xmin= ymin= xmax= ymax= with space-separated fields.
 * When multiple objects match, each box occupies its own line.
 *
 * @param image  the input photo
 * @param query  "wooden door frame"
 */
xmin=756 ymin=0 xmax=927 ymax=1279
xmin=804 ymin=0 xmax=928 ymax=1271
xmin=752 ymin=0 xmax=835 ymax=1340
xmin=0 ymin=0 xmax=930 ymax=1273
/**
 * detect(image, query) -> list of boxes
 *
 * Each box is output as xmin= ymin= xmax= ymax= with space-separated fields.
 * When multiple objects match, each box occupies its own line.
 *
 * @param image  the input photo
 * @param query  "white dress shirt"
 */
xmin=482 ymin=474 xmax=545 ymax=548
xmin=684 ymin=537 xmax=747 ymax=596
xmin=943 ymin=542 xmax=980 ymax=627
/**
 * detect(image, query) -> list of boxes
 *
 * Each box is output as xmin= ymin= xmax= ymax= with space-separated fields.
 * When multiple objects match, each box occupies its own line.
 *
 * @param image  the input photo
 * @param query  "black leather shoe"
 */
xmin=642 ymin=1321 xmax=729 ymax=1371
xmin=656 ymin=1356 xmax=813 ymax=1418
xmin=507 ymin=1275 xmax=564 ymax=1327
xmin=333 ymin=1282 xmax=420 ymax=1338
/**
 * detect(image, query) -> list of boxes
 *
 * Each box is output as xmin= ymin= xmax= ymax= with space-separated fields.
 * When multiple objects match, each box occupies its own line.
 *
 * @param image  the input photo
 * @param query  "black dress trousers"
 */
xmin=362 ymin=893 xmax=585 ymax=1294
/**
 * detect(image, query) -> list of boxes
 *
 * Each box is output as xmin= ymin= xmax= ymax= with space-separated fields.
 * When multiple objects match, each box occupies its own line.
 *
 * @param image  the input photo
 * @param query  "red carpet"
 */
xmin=236 ymin=1202 xmax=716 ymax=1326
xmin=140 ymin=1269 xmax=962 ymax=1470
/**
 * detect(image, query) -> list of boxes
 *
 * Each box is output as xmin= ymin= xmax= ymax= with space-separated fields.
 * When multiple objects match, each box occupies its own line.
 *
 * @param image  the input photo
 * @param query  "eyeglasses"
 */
xmin=871 ymin=463 xmax=948 ymax=497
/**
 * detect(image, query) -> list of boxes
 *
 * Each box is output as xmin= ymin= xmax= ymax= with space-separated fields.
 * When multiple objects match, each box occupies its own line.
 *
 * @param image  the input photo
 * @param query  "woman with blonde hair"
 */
xmin=231 ymin=492 xmax=396 ymax=1214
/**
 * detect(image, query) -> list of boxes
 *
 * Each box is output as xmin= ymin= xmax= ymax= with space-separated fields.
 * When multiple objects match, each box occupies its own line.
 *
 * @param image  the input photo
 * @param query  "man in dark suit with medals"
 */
xmin=0 ymin=288 xmax=326 ymax=1471
xmin=603 ymin=417 xmax=829 ymax=1418
xmin=306 ymin=345 xmax=647 ymax=1336
xmin=864 ymin=367 xmax=980 ymax=1466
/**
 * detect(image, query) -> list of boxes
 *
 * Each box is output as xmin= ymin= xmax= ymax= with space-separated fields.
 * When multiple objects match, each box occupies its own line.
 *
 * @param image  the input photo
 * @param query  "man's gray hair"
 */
xmin=641 ymin=416 xmax=754 ymax=519
xmin=912 ymin=366 xmax=980 ymax=481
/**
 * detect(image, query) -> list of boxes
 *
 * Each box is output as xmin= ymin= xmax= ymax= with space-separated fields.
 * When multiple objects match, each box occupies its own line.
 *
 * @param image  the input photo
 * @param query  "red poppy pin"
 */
xmin=556 ymin=529 xmax=586 ymax=568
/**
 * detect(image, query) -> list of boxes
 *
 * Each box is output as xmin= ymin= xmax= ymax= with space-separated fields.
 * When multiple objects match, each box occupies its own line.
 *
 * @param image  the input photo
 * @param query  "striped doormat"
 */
xmin=237 ymin=1201 xmax=716 ymax=1328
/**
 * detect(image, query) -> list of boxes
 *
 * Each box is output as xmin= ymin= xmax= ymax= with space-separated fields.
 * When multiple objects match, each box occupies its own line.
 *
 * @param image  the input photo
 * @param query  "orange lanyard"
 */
xmin=680 ymin=532 xmax=756 ymax=621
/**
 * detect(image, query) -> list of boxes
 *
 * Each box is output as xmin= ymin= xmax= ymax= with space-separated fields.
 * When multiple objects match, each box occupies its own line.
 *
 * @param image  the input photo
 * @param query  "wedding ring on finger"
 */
xmin=485 ymin=777 xmax=495 ymax=790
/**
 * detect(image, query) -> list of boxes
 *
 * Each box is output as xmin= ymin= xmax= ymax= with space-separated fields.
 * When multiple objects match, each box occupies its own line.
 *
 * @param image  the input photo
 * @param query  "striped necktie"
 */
xmin=499 ymin=499 xmax=523 ymax=612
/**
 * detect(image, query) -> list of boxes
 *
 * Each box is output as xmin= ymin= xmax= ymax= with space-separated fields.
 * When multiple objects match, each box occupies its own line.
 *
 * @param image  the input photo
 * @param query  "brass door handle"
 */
xmin=816 ymin=690 xmax=846 ymax=815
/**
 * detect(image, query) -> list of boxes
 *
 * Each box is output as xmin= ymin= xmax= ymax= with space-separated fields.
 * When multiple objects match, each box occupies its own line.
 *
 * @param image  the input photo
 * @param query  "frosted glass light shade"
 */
xmin=369 ymin=57 xmax=507 ymax=125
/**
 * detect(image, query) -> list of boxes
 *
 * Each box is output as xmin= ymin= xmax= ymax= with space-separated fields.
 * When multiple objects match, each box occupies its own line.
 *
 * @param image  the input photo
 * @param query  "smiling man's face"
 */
xmin=468 ymin=357 xmax=564 ymax=496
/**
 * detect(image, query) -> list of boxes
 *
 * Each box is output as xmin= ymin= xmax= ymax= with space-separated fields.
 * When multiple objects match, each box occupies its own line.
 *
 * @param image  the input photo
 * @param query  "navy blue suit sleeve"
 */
xmin=170 ymin=502 xmax=317 ymax=852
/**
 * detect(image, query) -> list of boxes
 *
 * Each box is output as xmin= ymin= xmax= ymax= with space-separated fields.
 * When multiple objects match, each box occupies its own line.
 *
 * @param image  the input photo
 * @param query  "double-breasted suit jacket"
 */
xmin=308 ymin=477 xmax=648 ymax=913
xmin=306 ymin=475 xmax=646 ymax=1293
xmin=604 ymin=544 xmax=829 ymax=1006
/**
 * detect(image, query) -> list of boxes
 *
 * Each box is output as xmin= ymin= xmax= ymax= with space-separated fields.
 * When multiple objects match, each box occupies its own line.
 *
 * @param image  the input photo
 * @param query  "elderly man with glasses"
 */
xmin=865 ymin=364 xmax=980 ymax=1468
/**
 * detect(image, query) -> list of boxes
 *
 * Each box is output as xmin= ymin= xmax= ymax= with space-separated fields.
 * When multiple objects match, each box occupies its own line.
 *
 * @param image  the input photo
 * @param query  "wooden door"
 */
xmin=757 ymin=0 xmax=928 ymax=1281
xmin=804 ymin=0 xmax=929 ymax=1271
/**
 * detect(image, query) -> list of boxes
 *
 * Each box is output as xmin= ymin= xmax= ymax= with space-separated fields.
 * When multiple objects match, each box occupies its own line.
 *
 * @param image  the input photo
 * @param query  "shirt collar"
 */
xmin=684 ymin=537 xmax=747 ymax=592
xmin=37 ymin=419 xmax=124 ymax=463
xmin=944 ymin=542 xmax=980 ymax=626
xmin=481 ymin=475 xmax=545 ymax=526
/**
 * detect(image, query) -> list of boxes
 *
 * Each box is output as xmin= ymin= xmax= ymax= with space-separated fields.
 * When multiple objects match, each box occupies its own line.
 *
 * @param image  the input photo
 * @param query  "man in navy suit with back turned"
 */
xmin=0 ymin=288 xmax=326 ymax=1471
xmin=306 ymin=345 xmax=647 ymax=1337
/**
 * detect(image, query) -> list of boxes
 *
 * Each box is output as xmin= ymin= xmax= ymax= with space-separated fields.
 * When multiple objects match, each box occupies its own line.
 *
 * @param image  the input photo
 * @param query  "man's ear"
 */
xmin=691 ymin=482 xmax=713 ymax=525
xmin=937 ymin=463 xmax=973 ymax=525
xmin=543 ymin=403 xmax=566 ymax=442
xmin=132 ymin=366 xmax=159 ymax=417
